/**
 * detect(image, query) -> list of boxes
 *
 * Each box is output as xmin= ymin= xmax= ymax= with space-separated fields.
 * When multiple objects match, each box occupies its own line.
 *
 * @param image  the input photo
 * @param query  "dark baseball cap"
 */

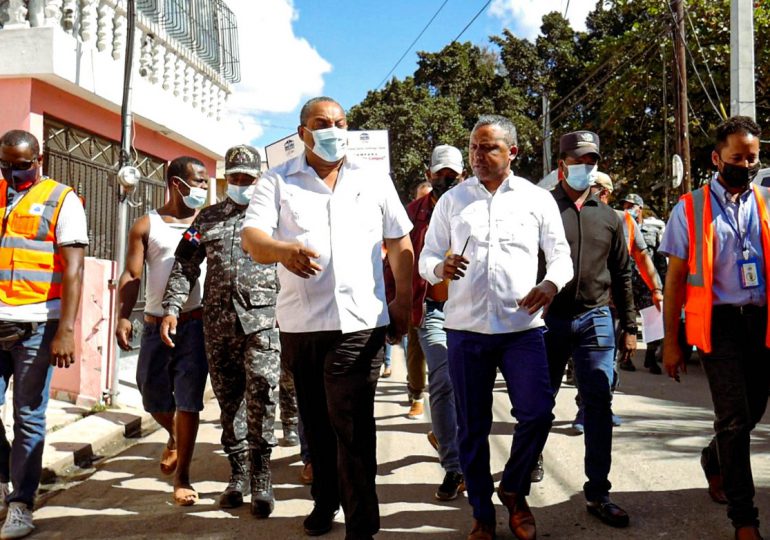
xmin=225 ymin=144 xmax=261 ymax=177
xmin=559 ymin=130 xmax=601 ymax=158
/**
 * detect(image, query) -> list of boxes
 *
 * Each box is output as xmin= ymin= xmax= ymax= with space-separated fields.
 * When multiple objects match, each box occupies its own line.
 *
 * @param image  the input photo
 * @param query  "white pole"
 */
xmin=730 ymin=0 xmax=756 ymax=119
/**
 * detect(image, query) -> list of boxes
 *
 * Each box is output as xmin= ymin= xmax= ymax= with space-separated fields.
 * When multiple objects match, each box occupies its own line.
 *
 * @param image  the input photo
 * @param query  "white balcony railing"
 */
xmin=0 ymin=0 xmax=231 ymax=120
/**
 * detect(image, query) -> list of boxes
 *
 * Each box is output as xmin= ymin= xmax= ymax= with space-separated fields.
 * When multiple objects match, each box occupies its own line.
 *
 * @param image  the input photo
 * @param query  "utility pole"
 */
xmin=542 ymin=94 xmax=551 ymax=177
xmin=672 ymin=0 xmax=691 ymax=193
xmin=110 ymin=0 xmax=138 ymax=406
xmin=730 ymin=0 xmax=756 ymax=119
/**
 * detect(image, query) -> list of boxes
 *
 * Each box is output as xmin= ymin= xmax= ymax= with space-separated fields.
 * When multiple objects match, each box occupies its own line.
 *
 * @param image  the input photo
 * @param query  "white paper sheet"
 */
xmin=640 ymin=304 xmax=664 ymax=343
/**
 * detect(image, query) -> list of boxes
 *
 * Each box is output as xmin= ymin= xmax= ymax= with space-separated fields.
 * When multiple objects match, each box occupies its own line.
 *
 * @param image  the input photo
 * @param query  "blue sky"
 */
xmin=226 ymin=0 xmax=596 ymax=151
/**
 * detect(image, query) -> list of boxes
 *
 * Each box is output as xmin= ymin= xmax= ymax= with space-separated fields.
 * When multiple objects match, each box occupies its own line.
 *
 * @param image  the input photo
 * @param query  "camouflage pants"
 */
xmin=205 ymin=327 xmax=280 ymax=455
xmin=279 ymin=363 xmax=298 ymax=428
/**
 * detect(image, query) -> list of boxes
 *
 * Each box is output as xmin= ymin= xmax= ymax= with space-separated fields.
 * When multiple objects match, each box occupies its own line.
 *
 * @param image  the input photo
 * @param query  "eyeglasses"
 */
xmin=0 ymin=159 xmax=36 ymax=171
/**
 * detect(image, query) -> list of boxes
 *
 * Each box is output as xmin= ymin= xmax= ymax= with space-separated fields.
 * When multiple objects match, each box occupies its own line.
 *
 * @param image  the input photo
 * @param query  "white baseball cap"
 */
xmin=430 ymin=145 xmax=463 ymax=175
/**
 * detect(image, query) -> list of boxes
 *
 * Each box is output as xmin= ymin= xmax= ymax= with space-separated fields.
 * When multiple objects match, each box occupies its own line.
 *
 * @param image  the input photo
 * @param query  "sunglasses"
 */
xmin=0 ymin=159 xmax=36 ymax=171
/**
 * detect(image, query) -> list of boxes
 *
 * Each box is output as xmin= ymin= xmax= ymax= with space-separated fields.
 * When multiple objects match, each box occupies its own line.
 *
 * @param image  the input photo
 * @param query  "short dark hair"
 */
xmin=715 ymin=116 xmax=761 ymax=151
xmin=167 ymin=156 xmax=204 ymax=185
xmin=0 ymin=130 xmax=40 ymax=155
xmin=299 ymin=97 xmax=343 ymax=126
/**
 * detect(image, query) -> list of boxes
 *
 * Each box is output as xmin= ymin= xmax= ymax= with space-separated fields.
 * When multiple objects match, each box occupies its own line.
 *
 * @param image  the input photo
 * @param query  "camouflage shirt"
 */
xmin=162 ymin=198 xmax=278 ymax=335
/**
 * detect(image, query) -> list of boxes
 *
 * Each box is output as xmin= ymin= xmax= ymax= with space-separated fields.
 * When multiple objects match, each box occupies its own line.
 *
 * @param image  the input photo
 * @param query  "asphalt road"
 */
xmin=31 ymin=349 xmax=770 ymax=539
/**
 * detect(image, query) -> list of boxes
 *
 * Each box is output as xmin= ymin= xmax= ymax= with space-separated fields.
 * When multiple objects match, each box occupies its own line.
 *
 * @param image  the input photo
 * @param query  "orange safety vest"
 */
xmin=0 ymin=178 xmax=72 ymax=305
xmin=624 ymin=211 xmax=635 ymax=254
xmin=682 ymin=183 xmax=770 ymax=353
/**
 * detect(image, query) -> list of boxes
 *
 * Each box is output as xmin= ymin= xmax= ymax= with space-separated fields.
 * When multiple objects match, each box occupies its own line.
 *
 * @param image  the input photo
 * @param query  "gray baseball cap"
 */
xmin=621 ymin=193 xmax=644 ymax=207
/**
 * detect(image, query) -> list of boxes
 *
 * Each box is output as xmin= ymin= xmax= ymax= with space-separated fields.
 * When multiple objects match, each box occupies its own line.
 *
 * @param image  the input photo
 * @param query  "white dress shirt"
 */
xmin=242 ymin=154 xmax=412 ymax=333
xmin=419 ymin=173 xmax=573 ymax=334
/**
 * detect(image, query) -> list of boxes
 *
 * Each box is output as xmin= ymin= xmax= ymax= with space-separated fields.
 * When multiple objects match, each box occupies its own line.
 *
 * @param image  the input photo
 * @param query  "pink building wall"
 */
xmin=0 ymin=77 xmax=220 ymax=404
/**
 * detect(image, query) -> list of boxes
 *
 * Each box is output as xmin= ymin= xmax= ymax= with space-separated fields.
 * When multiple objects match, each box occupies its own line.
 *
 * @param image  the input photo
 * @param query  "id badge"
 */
xmin=739 ymin=258 xmax=760 ymax=289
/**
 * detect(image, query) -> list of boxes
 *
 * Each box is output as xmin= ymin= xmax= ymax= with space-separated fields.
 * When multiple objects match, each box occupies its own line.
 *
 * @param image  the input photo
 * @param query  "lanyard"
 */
xmin=710 ymin=189 xmax=754 ymax=258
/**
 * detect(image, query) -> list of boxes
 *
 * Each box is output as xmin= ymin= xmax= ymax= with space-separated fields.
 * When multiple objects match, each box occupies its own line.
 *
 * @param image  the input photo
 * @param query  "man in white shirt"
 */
xmin=0 ymin=130 xmax=88 ymax=539
xmin=241 ymin=97 xmax=413 ymax=540
xmin=419 ymin=115 xmax=573 ymax=540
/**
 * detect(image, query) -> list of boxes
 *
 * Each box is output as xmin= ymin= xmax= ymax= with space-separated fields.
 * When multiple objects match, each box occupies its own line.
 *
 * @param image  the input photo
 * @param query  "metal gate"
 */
xmin=42 ymin=116 xmax=168 ymax=314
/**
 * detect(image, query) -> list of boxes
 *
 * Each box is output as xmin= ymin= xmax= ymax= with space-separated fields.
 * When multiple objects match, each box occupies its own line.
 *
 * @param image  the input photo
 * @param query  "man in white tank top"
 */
xmin=116 ymin=156 xmax=209 ymax=506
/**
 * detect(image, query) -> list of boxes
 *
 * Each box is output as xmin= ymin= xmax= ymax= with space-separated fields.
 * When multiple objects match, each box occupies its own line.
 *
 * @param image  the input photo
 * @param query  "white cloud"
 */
xmin=222 ymin=0 xmax=332 ymax=142
xmin=489 ymin=0 xmax=597 ymax=41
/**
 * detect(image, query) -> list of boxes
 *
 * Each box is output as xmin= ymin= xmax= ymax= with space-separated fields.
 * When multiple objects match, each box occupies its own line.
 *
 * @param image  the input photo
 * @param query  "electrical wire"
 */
xmin=684 ymin=3 xmax=726 ymax=115
xmin=376 ymin=0 xmax=450 ymax=89
xmin=451 ymin=0 xmax=492 ymax=43
xmin=665 ymin=0 xmax=724 ymax=120
xmin=545 ymin=20 xmax=670 ymax=118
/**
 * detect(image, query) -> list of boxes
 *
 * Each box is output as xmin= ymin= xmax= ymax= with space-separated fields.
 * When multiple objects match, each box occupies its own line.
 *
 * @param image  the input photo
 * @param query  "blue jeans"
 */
xmin=0 ymin=321 xmax=57 ymax=507
xmin=383 ymin=335 xmax=407 ymax=369
xmin=545 ymin=306 xmax=616 ymax=501
xmin=447 ymin=328 xmax=554 ymax=524
xmin=417 ymin=302 xmax=460 ymax=473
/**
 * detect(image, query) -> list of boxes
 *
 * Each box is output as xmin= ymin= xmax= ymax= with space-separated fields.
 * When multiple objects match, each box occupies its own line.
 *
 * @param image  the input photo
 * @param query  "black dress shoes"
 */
xmin=303 ymin=506 xmax=339 ymax=536
xmin=586 ymin=499 xmax=630 ymax=528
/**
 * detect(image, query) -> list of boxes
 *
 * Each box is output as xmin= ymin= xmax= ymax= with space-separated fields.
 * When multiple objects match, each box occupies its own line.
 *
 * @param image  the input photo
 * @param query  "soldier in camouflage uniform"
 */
xmin=159 ymin=145 xmax=283 ymax=518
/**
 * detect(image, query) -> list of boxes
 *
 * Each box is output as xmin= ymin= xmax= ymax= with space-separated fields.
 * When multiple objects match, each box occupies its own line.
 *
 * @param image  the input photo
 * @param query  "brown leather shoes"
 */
xmin=735 ymin=526 xmax=764 ymax=540
xmin=467 ymin=519 xmax=496 ymax=539
xmin=497 ymin=486 xmax=536 ymax=540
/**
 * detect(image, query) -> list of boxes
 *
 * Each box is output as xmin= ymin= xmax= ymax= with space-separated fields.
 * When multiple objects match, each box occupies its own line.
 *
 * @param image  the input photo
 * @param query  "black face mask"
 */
xmin=430 ymin=176 xmax=458 ymax=199
xmin=720 ymin=160 xmax=762 ymax=189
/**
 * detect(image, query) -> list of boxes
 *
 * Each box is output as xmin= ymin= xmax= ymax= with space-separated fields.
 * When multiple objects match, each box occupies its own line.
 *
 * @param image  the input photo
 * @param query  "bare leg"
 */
xmin=173 ymin=411 xmax=200 ymax=505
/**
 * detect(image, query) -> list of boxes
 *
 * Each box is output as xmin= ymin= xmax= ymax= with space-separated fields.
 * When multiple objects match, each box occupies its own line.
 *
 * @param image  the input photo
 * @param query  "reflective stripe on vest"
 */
xmin=0 ymin=178 xmax=71 ymax=305
xmin=683 ymin=184 xmax=770 ymax=353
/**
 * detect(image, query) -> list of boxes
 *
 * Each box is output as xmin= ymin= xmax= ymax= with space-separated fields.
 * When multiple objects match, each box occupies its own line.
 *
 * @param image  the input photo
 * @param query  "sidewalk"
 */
xmin=33 ymin=350 xmax=153 ymax=482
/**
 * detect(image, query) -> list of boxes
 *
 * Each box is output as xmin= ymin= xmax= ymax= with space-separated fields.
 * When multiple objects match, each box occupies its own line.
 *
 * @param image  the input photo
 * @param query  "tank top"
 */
xmin=144 ymin=209 xmax=204 ymax=316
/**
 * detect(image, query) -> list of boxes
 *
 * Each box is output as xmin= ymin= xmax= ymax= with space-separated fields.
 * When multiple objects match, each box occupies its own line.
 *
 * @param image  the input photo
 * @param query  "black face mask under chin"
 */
xmin=720 ymin=161 xmax=761 ymax=189
xmin=431 ymin=177 xmax=456 ymax=198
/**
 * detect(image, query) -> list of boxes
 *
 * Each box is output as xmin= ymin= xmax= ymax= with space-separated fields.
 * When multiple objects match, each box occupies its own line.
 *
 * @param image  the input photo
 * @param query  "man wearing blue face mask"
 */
xmin=159 ymin=145 xmax=286 ymax=518
xmin=116 ymin=156 xmax=209 ymax=507
xmin=241 ymin=97 xmax=414 ymax=540
xmin=538 ymin=130 xmax=636 ymax=528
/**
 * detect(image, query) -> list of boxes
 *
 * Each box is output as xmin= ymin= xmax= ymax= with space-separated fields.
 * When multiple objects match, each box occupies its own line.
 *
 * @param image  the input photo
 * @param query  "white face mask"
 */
xmin=565 ymin=163 xmax=598 ymax=192
xmin=177 ymin=178 xmax=207 ymax=209
xmin=226 ymin=183 xmax=255 ymax=205
xmin=306 ymin=126 xmax=348 ymax=163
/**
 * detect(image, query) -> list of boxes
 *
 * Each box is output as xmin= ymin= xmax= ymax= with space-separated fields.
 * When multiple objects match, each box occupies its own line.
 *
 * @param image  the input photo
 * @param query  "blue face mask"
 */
xmin=628 ymin=208 xmax=639 ymax=219
xmin=177 ymin=178 xmax=207 ymax=209
xmin=226 ymin=183 xmax=255 ymax=206
xmin=565 ymin=163 xmax=598 ymax=192
xmin=307 ymin=126 xmax=347 ymax=163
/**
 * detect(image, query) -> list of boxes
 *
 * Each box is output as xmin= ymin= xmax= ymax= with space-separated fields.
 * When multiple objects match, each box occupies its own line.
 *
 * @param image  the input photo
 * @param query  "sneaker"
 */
xmin=0 ymin=483 xmax=8 ymax=520
xmin=427 ymin=431 xmax=439 ymax=452
xmin=407 ymin=399 xmax=424 ymax=420
xmin=435 ymin=471 xmax=465 ymax=501
xmin=648 ymin=363 xmax=662 ymax=375
xmin=611 ymin=413 xmax=623 ymax=427
xmin=1 ymin=502 xmax=33 ymax=539
xmin=300 ymin=462 xmax=313 ymax=485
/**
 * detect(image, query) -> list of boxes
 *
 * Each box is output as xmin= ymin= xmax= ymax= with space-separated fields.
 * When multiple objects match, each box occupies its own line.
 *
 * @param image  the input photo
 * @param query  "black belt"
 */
xmin=713 ymin=304 xmax=765 ymax=317
xmin=425 ymin=298 xmax=445 ymax=310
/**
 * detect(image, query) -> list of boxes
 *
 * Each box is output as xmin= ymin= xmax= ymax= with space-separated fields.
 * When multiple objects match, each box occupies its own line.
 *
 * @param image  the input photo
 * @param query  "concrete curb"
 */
xmin=41 ymin=384 xmax=214 ymax=483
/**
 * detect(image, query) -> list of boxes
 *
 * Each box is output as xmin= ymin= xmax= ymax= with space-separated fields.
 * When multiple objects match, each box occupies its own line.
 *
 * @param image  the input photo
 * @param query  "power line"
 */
xmin=665 ymin=0 xmax=724 ymax=120
xmin=684 ymin=3 xmax=726 ymax=117
xmin=546 ymin=20 xmax=669 ymax=117
xmin=452 ymin=0 xmax=492 ymax=43
xmin=564 ymin=0 xmax=571 ymax=18
xmin=376 ymin=0 xmax=450 ymax=89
